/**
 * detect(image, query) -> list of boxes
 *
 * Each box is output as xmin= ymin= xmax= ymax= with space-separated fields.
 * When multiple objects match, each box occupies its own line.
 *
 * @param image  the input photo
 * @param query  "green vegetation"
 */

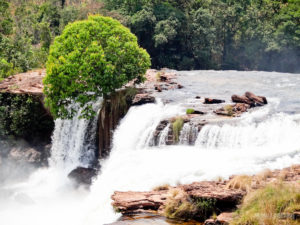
xmin=43 ymin=15 xmax=150 ymax=119
xmin=232 ymin=183 xmax=300 ymax=225
xmin=224 ymin=105 xmax=234 ymax=117
xmin=186 ymin=109 xmax=195 ymax=114
xmin=0 ymin=0 xmax=299 ymax=78
xmin=103 ymin=0 xmax=300 ymax=73
xmin=0 ymin=93 xmax=54 ymax=140
xmin=164 ymin=188 xmax=216 ymax=221
xmin=172 ymin=117 xmax=184 ymax=143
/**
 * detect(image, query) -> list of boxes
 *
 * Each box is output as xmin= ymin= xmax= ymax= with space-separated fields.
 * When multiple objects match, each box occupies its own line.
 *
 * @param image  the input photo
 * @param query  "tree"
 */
xmin=43 ymin=15 xmax=151 ymax=119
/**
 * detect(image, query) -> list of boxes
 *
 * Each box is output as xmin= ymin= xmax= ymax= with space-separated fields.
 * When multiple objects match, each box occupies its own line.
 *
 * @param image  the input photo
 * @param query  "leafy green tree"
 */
xmin=43 ymin=15 xmax=151 ymax=119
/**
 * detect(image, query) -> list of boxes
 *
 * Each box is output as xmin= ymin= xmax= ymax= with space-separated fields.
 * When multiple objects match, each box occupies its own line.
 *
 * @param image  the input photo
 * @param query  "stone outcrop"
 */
xmin=216 ymin=92 xmax=267 ymax=117
xmin=0 ymin=69 xmax=45 ymax=95
xmin=111 ymin=165 xmax=300 ymax=222
xmin=112 ymin=181 xmax=245 ymax=214
xmin=68 ymin=167 xmax=97 ymax=186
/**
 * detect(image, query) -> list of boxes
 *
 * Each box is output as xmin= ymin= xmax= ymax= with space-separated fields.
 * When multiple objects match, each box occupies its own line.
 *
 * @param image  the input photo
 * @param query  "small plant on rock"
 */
xmin=172 ymin=117 xmax=184 ymax=143
xmin=186 ymin=108 xmax=195 ymax=114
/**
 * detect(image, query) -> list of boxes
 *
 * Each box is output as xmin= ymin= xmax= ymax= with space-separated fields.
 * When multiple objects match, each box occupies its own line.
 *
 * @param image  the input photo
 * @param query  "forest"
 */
xmin=0 ymin=0 xmax=299 ymax=81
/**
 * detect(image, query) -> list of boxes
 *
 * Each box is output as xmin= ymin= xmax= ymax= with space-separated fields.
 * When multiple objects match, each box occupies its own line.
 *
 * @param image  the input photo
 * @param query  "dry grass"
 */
xmin=256 ymin=169 xmax=273 ymax=181
xmin=153 ymin=184 xmax=171 ymax=191
xmin=226 ymin=175 xmax=252 ymax=192
xmin=231 ymin=183 xmax=300 ymax=225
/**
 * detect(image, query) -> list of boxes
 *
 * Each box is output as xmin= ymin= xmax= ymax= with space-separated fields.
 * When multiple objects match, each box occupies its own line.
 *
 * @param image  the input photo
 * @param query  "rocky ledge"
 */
xmin=0 ymin=69 xmax=45 ymax=95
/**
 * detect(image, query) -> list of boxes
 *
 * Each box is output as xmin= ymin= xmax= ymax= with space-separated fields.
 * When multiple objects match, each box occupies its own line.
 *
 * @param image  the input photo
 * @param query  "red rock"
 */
xmin=231 ymin=94 xmax=253 ymax=105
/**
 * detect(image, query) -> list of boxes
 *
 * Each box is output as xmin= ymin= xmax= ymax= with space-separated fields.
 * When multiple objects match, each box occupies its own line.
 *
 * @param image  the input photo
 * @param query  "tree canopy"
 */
xmin=43 ymin=15 xmax=151 ymax=119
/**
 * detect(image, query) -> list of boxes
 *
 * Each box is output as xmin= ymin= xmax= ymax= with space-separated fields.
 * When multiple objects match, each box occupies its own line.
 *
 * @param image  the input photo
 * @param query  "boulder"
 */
xmin=204 ymin=98 xmax=225 ymax=104
xmin=245 ymin=92 xmax=267 ymax=106
xmin=68 ymin=167 xmax=97 ymax=186
xmin=231 ymin=92 xmax=267 ymax=107
xmin=132 ymin=94 xmax=155 ymax=106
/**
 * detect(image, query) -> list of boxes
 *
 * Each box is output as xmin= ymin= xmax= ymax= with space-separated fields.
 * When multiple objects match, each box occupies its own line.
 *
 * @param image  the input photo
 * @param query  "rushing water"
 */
xmin=1 ymin=70 xmax=300 ymax=225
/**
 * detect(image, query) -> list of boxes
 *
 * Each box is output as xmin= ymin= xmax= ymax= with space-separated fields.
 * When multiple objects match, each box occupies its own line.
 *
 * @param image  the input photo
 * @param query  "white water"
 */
xmin=1 ymin=71 xmax=300 ymax=225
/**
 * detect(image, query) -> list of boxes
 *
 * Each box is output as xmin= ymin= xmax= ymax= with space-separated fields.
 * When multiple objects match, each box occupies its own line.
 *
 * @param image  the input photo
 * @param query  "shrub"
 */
xmin=164 ymin=188 xmax=216 ymax=221
xmin=43 ymin=15 xmax=151 ymax=119
xmin=186 ymin=108 xmax=195 ymax=114
xmin=0 ymin=58 xmax=14 ymax=80
xmin=172 ymin=117 xmax=184 ymax=143
xmin=224 ymin=105 xmax=234 ymax=117
xmin=232 ymin=183 xmax=300 ymax=225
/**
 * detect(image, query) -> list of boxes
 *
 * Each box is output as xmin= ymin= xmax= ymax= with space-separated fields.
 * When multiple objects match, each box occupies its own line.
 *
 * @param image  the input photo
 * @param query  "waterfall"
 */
xmin=158 ymin=124 xmax=170 ymax=146
xmin=49 ymin=100 xmax=102 ymax=172
xmin=2 ymin=70 xmax=300 ymax=225
xmin=179 ymin=123 xmax=198 ymax=145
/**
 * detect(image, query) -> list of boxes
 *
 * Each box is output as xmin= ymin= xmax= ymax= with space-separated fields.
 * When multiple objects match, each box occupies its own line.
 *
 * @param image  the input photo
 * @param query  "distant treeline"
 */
xmin=0 ymin=0 xmax=299 ymax=79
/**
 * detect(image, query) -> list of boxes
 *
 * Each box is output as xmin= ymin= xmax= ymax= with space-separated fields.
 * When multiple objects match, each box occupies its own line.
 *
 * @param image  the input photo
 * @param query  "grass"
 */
xmin=172 ymin=117 xmax=184 ymax=143
xmin=226 ymin=175 xmax=252 ymax=192
xmin=164 ymin=188 xmax=216 ymax=221
xmin=186 ymin=108 xmax=195 ymax=114
xmin=231 ymin=183 xmax=300 ymax=225
xmin=153 ymin=184 xmax=171 ymax=191
xmin=224 ymin=105 xmax=234 ymax=116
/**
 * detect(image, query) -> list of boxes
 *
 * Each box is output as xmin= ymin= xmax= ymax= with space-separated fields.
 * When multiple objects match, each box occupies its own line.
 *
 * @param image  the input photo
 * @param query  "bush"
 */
xmin=0 ymin=93 xmax=54 ymax=140
xmin=164 ymin=188 xmax=216 ymax=221
xmin=44 ymin=15 xmax=151 ymax=119
xmin=0 ymin=58 xmax=14 ymax=80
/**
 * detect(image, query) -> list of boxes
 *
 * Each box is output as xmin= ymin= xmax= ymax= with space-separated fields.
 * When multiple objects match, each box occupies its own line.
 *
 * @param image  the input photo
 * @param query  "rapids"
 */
xmin=0 ymin=70 xmax=300 ymax=225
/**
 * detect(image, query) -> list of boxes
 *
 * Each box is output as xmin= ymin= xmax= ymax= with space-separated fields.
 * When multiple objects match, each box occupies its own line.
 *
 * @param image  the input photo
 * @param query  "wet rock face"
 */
xmin=132 ymin=94 xmax=155 ymax=106
xmin=68 ymin=167 xmax=97 ymax=186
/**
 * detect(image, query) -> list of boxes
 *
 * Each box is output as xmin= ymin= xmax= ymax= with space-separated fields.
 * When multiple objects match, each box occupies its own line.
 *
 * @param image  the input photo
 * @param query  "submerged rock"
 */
xmin=68 ymin=167 xmax=97 ymax=186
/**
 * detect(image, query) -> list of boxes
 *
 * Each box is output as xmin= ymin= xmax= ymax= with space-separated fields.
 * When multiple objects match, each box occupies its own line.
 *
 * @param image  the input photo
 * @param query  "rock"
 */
xmin=68 ymin=167 xmax=97 ymax=186
xmin=9 ymin=147 xmax=42 ymax=164
xmin=245 ymin=92 xmax=267 ymax=106
xmin=112 ymin=181 xmax=245 ymax=215
xmin=204 ymin=219 xmax=216 ymax=225
xmin=195 ymin=96 xmax=201 ymax=99
xmin=132 ymin=94 xmax=155 ymax=106
xmin=154 ymin=85 xmax=162 ymax=92
xmin=232 ymin=92 xmax=267 ymax=107
xmin=112 ymin=190 xmax=168 ymax=214
xmin=216 ymin=212 xmax=233 ymax=225
xmin=180 ymin=182 xmax=245 ymax=206
xmin=231 ymin=94 xmax=254 ymax=106
xmin=214 ymin=103 xmax=250 ymax=117
xmin=204 ymin=213 xmax=233 ymax=225
xmin=192 ymin=110 xmax=205 ymax=115
xmin=204 ymin=98 xmax=225 ymax=104
xmin=177 ymin=84 xmax=184 ymax=89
